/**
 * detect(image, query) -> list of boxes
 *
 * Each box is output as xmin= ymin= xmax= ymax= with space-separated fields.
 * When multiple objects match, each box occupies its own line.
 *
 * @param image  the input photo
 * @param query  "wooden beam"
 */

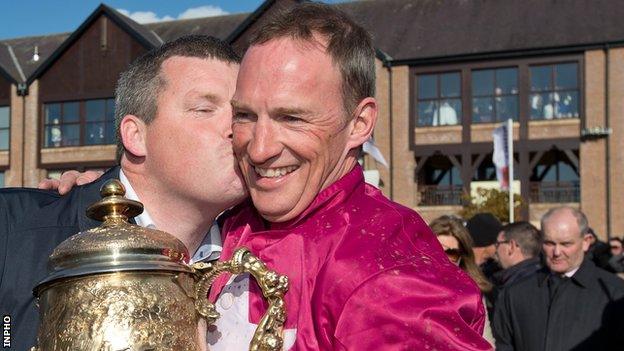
xmin=414 ymin=155 xmax=430 ymax=175
xmin=529 ymin=150 xmax=545 ymax=171
xmin=448 ymin=154 xmax=462 ymax=171
xmin=563 ymin=149 xmax=579 ymax=169
xmin=471 ymin=153 xmax=487 ymax=174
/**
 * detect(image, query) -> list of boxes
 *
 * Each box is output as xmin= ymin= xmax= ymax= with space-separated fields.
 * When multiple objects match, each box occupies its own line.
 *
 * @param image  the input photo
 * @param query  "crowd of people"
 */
xmin=430 ymin=208 xmax=624 ymax=350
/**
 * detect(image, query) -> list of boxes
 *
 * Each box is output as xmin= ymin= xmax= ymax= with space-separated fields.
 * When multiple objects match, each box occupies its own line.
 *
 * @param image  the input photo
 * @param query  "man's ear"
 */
xmin=508 ymin=239 xmax=518 ymax=255
xmin=347 ymin=97 xmax=378 ymax=149
xmin=119 ymin=115 xmax=147 ymax=158
xmin=582 ymin=233 xmax=592 ymax=252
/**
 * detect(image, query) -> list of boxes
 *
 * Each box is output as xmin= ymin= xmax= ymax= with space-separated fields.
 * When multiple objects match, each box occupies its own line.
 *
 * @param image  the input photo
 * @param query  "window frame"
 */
xmin=409 ymin=55 xmax=584 ymax=137
xmin=528 ymin=62 xmax=580 ymax=121
xmin=470 ymin=67 xmax=519 ymax=124
xmin=0 ymin=105 xmax=9 ymax=151
xmin=41 ymin=98 xmax=116 ymax=148
xmin=414 ymin=71 xmax=463 ymax=127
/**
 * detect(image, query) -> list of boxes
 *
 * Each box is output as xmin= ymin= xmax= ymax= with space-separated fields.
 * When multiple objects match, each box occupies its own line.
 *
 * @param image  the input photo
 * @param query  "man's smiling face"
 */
xmin=231 ymin=37 xmax=356 ymax=222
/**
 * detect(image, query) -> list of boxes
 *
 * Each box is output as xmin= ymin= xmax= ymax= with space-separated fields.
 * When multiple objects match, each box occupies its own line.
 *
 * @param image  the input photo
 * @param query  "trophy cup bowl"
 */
xmin=31 ymin=179 xmax=288 ymax=351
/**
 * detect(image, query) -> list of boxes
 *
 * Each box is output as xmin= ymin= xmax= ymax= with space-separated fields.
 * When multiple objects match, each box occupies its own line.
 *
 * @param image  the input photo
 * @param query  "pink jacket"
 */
xmin=210 ymin=166 xmax=491 ymax=350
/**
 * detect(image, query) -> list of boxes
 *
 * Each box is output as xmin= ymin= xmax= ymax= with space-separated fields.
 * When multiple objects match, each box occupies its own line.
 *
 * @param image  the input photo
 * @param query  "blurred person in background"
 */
xmin=610 ymin=237 xmax=623 ymax=257
xmin=586 ymin=228 xmax=612 ymax=271
xmin=608 ymin=237 xmax=624 ymax=274
xmin=430 ymin=215 xmax=495 ymax=346
xmin=492 ymin=221 xmax=543 ymax=294
xmin=493 ymin=207 xmax=624 ymax=350
xmin=466 ymin=213 xmax=503 ymax=282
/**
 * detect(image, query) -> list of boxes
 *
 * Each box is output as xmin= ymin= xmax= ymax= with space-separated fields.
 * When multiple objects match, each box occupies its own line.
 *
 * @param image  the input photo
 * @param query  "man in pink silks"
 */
xmin=206 ymin=3 xmax=491 ymax=350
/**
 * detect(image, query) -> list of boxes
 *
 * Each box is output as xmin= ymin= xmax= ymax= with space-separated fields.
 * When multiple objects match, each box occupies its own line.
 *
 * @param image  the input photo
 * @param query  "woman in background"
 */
xmin=430 ymin=215 xmax=495 ymax=346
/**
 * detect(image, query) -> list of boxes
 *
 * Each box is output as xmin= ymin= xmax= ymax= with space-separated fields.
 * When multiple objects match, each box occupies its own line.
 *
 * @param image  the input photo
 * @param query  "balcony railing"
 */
xmin=418 ymin=184 xmax=464 ymax=206
xmin=529 ymin=181 xmax=580 ymax=203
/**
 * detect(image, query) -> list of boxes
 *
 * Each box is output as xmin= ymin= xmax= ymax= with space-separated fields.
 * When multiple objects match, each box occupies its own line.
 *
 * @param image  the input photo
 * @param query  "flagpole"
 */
xmin=508 ymin=118 xmax=514 ymax=223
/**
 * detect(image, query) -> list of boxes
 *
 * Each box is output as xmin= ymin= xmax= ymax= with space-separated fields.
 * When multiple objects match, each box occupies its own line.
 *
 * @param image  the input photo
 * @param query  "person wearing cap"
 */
xmin=466 ymin=213 xmax=504 ymax=279
xmin=465 ymin=213 xmax=503 ymax=319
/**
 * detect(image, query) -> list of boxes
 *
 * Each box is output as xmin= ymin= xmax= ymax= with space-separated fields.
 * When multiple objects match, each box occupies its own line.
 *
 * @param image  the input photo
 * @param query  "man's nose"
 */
xmin=247 ymin=118 xmax=281 ymax=164
xmin=553 ymin=245 xmax=561 ymax=256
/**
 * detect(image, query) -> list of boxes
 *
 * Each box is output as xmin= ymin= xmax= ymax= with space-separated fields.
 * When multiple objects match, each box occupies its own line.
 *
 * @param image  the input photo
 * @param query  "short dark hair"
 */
xmin=114 ymin=35 xmax=240 ymax=160
xmin=248 ymin=2 xmax=376 ymax=117
xmin=501 ymin=221 xmax=543 ymax=258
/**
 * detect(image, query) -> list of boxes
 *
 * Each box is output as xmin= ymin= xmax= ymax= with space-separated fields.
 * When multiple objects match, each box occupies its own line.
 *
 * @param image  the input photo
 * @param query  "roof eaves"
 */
xmin=389 ymin=41 xmax=624 ymax=67
xmin=225 ymin=0 xmax=278 ymax=44
xmin=375 ymin=48 xmax=392 ymax=67
xmin=0 ymin=43 xmax=20 ymax=84
xmin=100 ymin=4 xmax=162 ymax=47
xmin=26 ymin=3 xmax=160 ymax=85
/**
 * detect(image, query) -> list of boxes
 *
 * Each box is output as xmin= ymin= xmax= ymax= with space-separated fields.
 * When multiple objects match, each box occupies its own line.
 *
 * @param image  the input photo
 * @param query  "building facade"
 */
xmin=0 ymin=0 xmax=622 ymax=239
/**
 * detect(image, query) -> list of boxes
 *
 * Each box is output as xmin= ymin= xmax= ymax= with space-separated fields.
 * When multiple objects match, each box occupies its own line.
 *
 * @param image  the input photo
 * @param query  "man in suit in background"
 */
xmin=493 ymin=206 xmax=624 ymax=350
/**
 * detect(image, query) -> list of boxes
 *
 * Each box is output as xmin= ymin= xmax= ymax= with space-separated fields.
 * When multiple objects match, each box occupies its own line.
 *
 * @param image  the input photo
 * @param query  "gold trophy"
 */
xmin=31 ymin=179 xmax=289 ymax=351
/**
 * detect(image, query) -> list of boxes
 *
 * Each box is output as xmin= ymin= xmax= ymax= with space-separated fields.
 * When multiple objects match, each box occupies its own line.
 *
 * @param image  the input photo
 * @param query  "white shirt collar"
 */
xmin=564 ymin=266 xmax=580 ymax=278
xmin=118 ymin=169 xmax=222 ymax=263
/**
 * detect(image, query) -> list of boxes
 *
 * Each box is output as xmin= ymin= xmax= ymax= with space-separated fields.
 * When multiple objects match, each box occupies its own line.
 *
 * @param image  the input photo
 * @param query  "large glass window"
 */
xmin=0 ymin=106 xmax=9 ymax=150
xmin=472 ymin=68 xmax=518 ymax=123
xmin=416 ymin=72 xmax=462 ymax=126
xmin=43 ymin=98 xmax=115 ymax=148
xmin=530 ymin=63 xmax=579 ymax=120
xmin=413 ymin=59 xmax=581 ymax=128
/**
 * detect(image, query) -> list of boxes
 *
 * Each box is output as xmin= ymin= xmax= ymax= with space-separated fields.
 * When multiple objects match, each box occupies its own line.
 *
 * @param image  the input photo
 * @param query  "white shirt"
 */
xmin=119 ymin=170 xmax=222 ymax=263
xmin=564 ymin=266 xmax=580 ymax=278
xmin=207 ymin=274 xmax=297 ymax=351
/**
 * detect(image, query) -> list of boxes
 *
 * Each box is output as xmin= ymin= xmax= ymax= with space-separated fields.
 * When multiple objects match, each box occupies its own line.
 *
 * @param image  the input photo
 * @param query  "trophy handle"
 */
xmin=192 ymin=247 xmax=289 ymax=351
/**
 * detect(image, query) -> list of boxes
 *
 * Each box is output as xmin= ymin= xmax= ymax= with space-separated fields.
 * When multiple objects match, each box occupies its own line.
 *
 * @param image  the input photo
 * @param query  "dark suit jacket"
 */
xmin=0 ymin=167 xmax=119 ymax=350
xmin=493 ymin=259 xmax=624 ymax=351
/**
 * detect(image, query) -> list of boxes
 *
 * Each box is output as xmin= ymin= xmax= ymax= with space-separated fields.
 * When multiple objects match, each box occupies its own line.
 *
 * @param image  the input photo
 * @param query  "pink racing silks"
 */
xmin=209 ymin=165 xmax=492 ymax=350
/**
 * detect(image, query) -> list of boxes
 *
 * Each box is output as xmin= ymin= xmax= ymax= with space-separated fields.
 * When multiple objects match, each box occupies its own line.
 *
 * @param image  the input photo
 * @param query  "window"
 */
xmin=472 ymin=68 xmax=518 ymax=123
xmin=416 ymin=72 xmax=462 ymax=126
xmin=0 ymin=171 xmax=4 ymax=187
xmin=86 ymin=99 xmax=115 ymax=145
xmin=530 ymin=150 xmax=579 ymax=203
xmin=43 ymin=98 xmax=115 ymax=148
xmin=412 ymin=58 xmax=581 ymax=129
xmin=0 ymin=106 xmax=9 ymax=150
xmin=418 ymin=155 xmax=464 ymax=205
xmin=530 ymin=63 xmax=579 ymax=120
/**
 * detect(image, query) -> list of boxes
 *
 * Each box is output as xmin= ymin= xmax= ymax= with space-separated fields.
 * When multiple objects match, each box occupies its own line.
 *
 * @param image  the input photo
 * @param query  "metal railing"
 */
xmin=529 ymin=181 xmax=580 ymax=203
xmin=418 ymin=184 xmax=464 ymax=206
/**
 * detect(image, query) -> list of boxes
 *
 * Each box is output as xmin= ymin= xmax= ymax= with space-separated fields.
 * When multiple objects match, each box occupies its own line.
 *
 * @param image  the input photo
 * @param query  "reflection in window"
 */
xmin=43 ymin=99 xmax=115 ymax=148
xmin=530 ymin=63 xmax=579 ymax=120
xmin=86 ymin=99 xmax=115 ymax=145
xmin=416 ymin=72 xmax=461 ymax=126
xmin=0 ymin=106 xmax=9 ymax=150
xmin=471 ymin=68 xmax=518 ymax=123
